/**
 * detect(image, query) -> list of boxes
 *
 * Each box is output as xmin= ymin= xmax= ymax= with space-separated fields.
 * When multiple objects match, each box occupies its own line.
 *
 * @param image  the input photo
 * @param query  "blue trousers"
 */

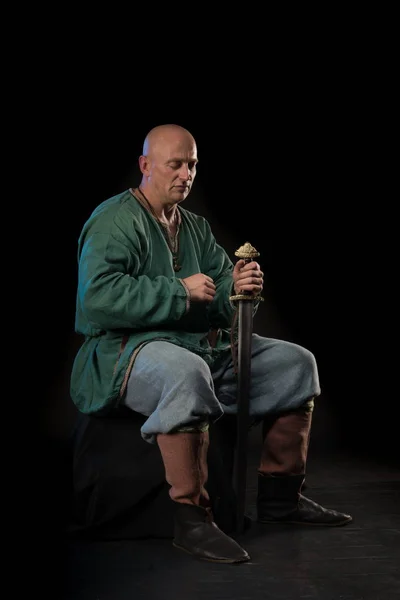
xmin=123 ymin=334 xmax=320 ymax=444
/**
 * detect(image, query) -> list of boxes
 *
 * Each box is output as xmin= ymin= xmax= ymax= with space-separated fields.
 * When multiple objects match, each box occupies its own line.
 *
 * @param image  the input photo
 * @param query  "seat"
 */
xmin=68 ymin=407 xmax=241 ymax=540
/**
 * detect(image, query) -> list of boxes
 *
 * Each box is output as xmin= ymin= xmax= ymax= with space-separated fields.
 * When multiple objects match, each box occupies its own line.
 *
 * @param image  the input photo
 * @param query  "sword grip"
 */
xmin=241 ymin=257 xmax=252 ymax=296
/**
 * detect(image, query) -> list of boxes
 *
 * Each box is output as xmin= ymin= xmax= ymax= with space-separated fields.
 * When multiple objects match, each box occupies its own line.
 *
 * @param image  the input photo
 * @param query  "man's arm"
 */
xmin=78 ymin=231 xmax=189 ymax=330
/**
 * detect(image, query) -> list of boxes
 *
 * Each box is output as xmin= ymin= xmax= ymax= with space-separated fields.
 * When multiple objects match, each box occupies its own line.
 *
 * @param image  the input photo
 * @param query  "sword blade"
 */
xmin=234 ymin=299 xmax=254 ymax=533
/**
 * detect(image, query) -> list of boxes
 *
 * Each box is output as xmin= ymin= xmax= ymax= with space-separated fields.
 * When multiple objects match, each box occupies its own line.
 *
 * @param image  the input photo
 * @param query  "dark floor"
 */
xmin=60 ymin=434 xmax=400 ymax=600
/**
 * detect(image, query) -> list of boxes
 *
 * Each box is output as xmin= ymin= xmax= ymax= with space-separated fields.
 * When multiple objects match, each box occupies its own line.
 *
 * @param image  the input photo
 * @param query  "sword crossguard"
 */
xmin=229 ymin=242 xmax=264 ymax=303
xmin=229 ymin=293 xmax=264 ymax=302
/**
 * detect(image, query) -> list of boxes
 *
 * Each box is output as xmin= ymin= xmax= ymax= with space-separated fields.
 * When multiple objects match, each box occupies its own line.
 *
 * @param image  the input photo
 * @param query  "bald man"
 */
xmin=71 ymin=124 xmax=352 ymax=564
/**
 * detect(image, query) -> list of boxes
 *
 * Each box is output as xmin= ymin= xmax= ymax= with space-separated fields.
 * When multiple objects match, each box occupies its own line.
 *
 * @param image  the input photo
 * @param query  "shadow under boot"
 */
xmin=257 ymin=405 xmax=353 ymax=526
xmin=157 ymin=430 xmax=250 ymax=563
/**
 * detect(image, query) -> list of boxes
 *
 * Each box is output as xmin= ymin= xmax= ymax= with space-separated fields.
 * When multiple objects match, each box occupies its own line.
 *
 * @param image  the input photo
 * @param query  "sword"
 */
xmin=229 ymin=242 xmax=263 ymax=533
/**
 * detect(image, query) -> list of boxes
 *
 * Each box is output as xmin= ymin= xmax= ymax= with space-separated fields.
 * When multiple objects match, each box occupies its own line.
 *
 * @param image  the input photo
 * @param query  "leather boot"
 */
xmin=157 ymin=431 xmax=250 ymax=563
xmin=257 ymin=405 xmax=353 ymax=526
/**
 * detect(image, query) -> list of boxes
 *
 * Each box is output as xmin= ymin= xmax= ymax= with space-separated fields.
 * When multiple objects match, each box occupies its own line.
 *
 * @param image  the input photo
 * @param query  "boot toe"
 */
xmin=174 ymin=529 xmax=250 ymax=563
xmin=174 ymin=505 xmax=251 ymax=563
xmin=259 ymin=494 xmax=353 ymax=527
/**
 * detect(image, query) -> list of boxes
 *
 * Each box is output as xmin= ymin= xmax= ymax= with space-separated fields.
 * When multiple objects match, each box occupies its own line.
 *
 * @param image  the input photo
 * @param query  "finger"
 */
xmin=242 ymin=261 xmax=260 ymax=271
xmin=235 ymin=259 xmax=246 ymax=271
xmin=240 ymin=283 xmax=262 ymax=290
xmin=238 ymin=275 xmax=263 ymax=286
xmin=247 ymin=270 xmax=264 ymax=281
xmin=240 ymin=263 xmax=261 ymax=273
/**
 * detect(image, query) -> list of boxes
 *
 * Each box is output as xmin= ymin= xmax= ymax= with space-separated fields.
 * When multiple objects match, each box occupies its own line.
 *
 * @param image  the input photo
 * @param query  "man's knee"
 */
xmin=177 ymin=352 xmax=214 ymax=387
xmin=275 ymin=340 xmax=321 ymax=402
xmin=284 ymin=342 xmax=318 ymax=378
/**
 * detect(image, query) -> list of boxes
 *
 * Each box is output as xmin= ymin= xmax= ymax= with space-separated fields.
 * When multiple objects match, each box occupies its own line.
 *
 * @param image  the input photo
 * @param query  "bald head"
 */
xmin=138 ymin=124 xmax=198 ymax=209
xmin=142 ymin=124 xmax=196 ymax=157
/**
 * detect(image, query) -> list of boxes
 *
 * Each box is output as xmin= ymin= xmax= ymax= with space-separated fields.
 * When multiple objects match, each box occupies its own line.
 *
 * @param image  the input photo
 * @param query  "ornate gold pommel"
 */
xmin=229 ymin=241 xmax=264 ymax=303
xmin=234 ymin=242 xmax=260 ymax=260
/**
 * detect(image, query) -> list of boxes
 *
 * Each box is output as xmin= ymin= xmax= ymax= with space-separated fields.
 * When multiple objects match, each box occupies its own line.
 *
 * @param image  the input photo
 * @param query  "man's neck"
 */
xmin=137 ymin=186 xmax=176 ymax=224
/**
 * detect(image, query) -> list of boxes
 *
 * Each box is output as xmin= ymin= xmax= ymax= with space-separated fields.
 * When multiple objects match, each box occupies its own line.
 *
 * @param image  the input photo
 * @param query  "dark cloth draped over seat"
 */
xmin=68 ymin=409 xmax=242 ymax=540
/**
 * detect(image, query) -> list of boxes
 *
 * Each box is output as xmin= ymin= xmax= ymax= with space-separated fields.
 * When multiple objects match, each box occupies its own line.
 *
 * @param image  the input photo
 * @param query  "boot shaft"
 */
xmin=157 ymin=431 xmax=210 ymax=506
xmin=259 ymin=406 xmax=312 ymax=476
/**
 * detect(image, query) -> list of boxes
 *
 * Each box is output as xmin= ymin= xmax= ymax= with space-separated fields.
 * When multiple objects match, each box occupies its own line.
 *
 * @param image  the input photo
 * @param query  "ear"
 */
xmin=139 ymin=155 xmax=150 ymax=176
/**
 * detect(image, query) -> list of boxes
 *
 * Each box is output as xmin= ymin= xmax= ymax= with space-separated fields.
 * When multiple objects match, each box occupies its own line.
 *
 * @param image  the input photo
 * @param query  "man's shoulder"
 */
xmin=180 ymin=205 xmax=209 ymax=228
xmin=90 ymin=189 xmax=136 ymax=218
xmin=84 ymin=189 xmax=146 ymax=226
xmin=78 ymin=189 xmax=145 ymax=242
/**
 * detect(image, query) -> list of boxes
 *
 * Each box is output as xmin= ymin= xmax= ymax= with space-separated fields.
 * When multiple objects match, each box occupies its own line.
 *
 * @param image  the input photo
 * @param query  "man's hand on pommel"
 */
xmin=233 ymin=260 xmax=264 ymax=297
xmin=182 ymin=273 xmax=216 ymax=303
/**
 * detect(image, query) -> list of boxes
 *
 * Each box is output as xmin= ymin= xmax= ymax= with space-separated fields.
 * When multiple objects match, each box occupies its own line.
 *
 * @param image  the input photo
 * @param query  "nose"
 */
xmin=179 ymin=164 xmax=191 ymax=181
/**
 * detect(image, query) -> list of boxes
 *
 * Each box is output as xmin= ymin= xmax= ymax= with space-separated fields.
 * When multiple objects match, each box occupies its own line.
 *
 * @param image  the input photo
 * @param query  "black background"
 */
xmin=14 ymin=23 xmax=397 ymax=596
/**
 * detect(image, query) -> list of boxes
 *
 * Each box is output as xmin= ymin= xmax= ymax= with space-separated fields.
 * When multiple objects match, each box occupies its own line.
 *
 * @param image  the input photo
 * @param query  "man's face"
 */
xmin=144 ymin=134 xmax=198 ymax=203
